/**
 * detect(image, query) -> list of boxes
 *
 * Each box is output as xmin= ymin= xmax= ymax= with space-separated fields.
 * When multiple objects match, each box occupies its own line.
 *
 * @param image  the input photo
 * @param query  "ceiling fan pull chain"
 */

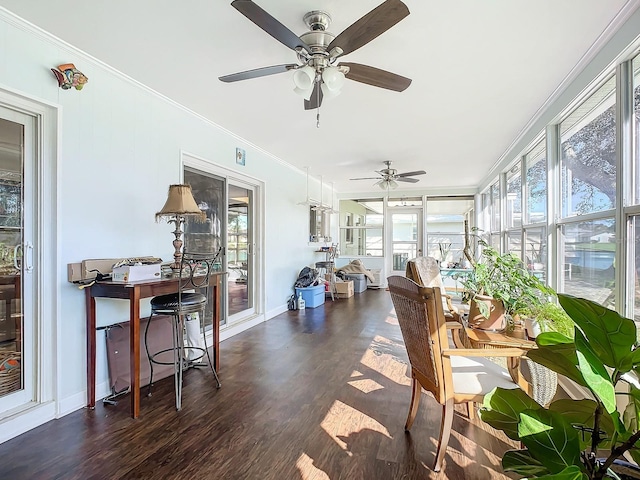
xmin=316 ymin=108 xmax=320 ymax=128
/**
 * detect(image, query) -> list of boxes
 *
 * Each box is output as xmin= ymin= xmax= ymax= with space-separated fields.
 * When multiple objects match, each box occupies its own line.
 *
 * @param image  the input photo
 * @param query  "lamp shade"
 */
xmin=156 ymin=184 xmax=205 ymax=221
xmin=293 ymin=66 xmax=316 ymax=90
xmin=322 ymin=66 xmax=345 ymax=91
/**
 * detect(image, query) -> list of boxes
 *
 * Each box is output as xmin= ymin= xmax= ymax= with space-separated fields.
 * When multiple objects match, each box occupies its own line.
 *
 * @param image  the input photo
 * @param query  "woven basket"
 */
xmin=0 ymin=351 xmax=21 ymax=396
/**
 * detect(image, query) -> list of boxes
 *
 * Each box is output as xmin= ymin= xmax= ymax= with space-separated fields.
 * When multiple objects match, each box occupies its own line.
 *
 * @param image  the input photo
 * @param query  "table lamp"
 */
xmin=156 ymin=184 xmax=205 ymax=272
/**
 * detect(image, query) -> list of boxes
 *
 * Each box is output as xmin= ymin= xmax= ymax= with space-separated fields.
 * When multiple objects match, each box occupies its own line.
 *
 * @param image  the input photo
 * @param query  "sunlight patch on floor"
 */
xmin=348 ymin=377 xmax=385 ymax=394
xmin=385 ymin=308 xmax=399 ymax=325
xmin=320 ymin=399 xmax=392 ymax=451
xmin=295 ymin=452 xmax=330 ymax=480
xmin=449 ymin=429 xmax=505 ymax=470
xmin=360 ymin=335 xmax=411 ymax=387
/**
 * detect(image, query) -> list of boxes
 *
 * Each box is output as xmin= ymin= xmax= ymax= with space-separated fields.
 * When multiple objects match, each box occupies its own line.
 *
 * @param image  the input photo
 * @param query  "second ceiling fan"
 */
xmin=350 ymin=161 xmax=426 ymax=189
xmin=219 ymin=0 xmax=412 ymax=110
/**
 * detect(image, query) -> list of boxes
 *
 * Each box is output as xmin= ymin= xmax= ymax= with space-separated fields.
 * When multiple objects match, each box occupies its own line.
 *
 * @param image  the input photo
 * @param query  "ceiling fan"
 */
xmin=350 ymin=161 xmax=426 ymax=189
xmin=219 ymin=0 xmax=412 ymax=110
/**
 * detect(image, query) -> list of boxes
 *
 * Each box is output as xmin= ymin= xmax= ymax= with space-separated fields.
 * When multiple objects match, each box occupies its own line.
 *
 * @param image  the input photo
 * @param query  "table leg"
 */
xmin=85 ymin=287 xmax=96 ymax=409
xmin=129 ymin=287 xmax=141 ymax=419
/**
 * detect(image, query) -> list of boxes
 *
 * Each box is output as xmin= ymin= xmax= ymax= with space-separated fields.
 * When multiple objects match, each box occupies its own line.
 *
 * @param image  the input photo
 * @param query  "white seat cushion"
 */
xmin=450 ymin=355 xmax=519 ymax=396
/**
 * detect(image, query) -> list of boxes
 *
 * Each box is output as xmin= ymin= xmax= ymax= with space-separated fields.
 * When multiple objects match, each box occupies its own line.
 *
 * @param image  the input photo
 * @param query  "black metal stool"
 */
xmin=144 ymin=249 xmax=222 ymax=410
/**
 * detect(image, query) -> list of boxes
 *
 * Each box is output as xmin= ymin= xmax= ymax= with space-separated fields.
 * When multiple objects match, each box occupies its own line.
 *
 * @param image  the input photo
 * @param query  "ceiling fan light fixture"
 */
xmin=294 ymin=85 xmax=314 ymax=100
xmin=379 ymin=179 xmax=398 ymax=190
xmin=322 ymin=66 xmax=345 ymax=91
xmin=320 ymin=82 xmax=340 ymax=99
xmin=293 ymin=65 xmax=316 ymax=91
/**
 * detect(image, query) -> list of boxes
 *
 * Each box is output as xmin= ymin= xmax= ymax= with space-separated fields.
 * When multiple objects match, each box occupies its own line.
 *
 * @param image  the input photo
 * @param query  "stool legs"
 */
xmin=173 ymin=314 xmax=185 ymax=411
xmin=144 ymin=309 xmax=221 ymax=411
xmin=201 ymin=315 xmax=221 ymax=389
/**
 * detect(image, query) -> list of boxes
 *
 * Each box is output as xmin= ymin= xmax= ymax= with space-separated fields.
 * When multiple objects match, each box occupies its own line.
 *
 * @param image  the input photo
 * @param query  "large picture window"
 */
xmin=560 ymin=77 xmax=616 ymax=218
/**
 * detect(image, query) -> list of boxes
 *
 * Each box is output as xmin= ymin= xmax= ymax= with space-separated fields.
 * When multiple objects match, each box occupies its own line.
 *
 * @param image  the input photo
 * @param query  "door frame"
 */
xmin=226 ymin=179 xmax=257 ymax=325
xmin=0 ymin=88 xmax=58 ymax=442
xmin=181 ymin=151 xmax=265 ymax=339
xmin=386 ymin=206 xmax=423 ymax=276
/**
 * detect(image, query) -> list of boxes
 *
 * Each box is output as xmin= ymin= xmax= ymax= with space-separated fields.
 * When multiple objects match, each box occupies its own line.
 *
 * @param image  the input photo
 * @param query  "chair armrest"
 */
xmin=465 ymin=329 xmax=536 ymax=350
xmin=441 ymin=348 xmax=527 ymax=358
xmin=446 ymin=321 xmax=462 ymax=330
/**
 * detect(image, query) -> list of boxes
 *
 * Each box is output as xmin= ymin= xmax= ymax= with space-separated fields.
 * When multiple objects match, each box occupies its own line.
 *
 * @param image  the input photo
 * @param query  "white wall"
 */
xmin=0 ymin=9 xmax=321 ymax=427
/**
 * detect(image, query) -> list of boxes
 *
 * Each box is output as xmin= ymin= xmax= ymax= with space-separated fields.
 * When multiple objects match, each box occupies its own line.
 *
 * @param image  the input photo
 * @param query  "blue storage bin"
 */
xmin=295 ymin=284 xmax=325 ymax=308
xmin=344 ymin=273 xmax=367 ymax=293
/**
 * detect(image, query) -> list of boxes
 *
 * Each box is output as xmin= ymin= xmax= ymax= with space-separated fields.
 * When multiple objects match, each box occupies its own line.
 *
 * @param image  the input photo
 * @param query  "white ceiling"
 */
xmin=0 ymin=0 xmax=635 ymax=193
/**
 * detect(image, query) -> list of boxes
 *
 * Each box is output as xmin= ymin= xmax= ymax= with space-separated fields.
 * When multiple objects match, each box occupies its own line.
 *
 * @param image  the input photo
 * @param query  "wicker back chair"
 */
xmin=406 ymin=256 xmax=458 ymax=318
xmin=387 ymin=275 xmax=530 ymax=472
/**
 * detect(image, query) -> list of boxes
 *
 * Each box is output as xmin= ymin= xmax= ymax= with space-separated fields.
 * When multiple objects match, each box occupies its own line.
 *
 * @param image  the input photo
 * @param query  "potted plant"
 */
xmin=480 ymin=294 xmax=640 ymax=479
xmin=518 ymin=300 xmax=575 ymax=339
xmin=460 ymin=240 xmax=552 ymax=331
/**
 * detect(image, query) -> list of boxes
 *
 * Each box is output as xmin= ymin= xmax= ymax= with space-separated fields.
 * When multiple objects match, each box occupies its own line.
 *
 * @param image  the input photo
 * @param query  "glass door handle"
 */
xmin=25 ymin=242 xmax=34 ymax=273
xmin=15 ymin=243 xmax=33 ymax=273
xmin=13 ymin=245 xmax=21 ymax=270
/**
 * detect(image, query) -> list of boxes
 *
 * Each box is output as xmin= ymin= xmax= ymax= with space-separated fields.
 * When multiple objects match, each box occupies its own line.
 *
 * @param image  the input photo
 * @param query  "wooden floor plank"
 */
xmin=0 ymin=289 xmax=518 ymax=479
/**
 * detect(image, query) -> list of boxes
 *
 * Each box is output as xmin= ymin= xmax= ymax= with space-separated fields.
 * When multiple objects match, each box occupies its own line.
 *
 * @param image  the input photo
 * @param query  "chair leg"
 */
xmin=201 ymin=310 xmax=221 ymax=388
xmin=434 ymin=399 xmax=454 ymax=472
xmin=405 ymin=378 xmax=421 ymax=431
xmin=467 ymin=401 xmax=475 ymax=420
xmin=144 ymin=312 xmax=156 ymax=398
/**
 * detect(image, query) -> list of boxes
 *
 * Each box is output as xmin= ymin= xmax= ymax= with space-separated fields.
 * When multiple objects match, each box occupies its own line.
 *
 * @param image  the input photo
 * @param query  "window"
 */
xmin=339 ymin=199 xmax=383 ymax=256
xmin=560 ymin=218 xmax=615 ymax=308
xmin=425 ymin=197 xmax=474 ymax=267
xmin=560 ymin=76 xmax=616 ymax=217
xmin=524 ymin=226 xmax=547 ymax=280
xmin=506 ymin=165 xmax=522 ymax=229
xmin=634 ymin=54 xmax=640 ymax=204
xmin=525 ymin=139 xmax=547 ymax=224
xmin=490 ymin=181 xmax=501 ymax=233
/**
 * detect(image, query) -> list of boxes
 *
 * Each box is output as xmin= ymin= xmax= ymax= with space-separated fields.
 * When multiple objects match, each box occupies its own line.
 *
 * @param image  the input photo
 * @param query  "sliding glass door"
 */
xmin=184 ymin=163 xmax=259 ymax=328
xmin=0 ymin=106 xmax=37 ymax=416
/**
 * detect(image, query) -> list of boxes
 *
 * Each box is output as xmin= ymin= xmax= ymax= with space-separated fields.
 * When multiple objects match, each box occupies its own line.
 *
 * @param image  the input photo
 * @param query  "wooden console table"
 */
xmin=84 ymin=272 xmax=224 ymax=418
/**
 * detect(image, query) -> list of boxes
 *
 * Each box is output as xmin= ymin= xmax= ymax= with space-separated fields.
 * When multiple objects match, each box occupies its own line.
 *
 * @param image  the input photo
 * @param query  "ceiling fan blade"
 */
xmin=396 ymin=177 xmax=419 ymax=183
xmin=231 ymin=0 xmax=311 ymax=54
xmin=328 ymin=0 xmax=409 ymax=58
xmin=350 ymin=177 xmax=382 ymax=180
xmin=396 ymin=170 xmax=426 ymax=177
xmin=219 ymin=64 xmax=297 ymax=82
xmin=341 ymin=62 xmax=412 ymax=92
xmin=304 ymin=83 xmax=323 ymax=110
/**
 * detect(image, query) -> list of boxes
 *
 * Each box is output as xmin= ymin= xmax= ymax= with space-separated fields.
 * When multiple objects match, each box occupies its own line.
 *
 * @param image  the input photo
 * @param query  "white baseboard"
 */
xmin=0 ymin=402 xmax=56 ymax=444
xmin=219 ymin=314 xmax=265 ymax=342
xmin=266 ymin=304 xmax=288 ymax=320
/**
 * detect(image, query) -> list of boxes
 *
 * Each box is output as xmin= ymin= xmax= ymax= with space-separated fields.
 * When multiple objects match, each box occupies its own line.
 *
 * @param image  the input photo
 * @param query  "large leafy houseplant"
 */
xmin=480 ymin=294 xmax=640 ymax=479
xmin=460 ymin=241 xmax=552 ymax=329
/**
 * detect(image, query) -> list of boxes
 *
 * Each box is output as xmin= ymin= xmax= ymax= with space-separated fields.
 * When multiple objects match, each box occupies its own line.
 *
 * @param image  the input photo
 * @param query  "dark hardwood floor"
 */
xmin=0 ymin=289 xmax=518 ymax=480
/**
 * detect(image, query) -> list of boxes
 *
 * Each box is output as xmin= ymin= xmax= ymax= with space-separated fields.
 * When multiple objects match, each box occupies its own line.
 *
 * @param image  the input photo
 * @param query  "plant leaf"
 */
xmin=480 ymin=387 xmax=542 ymax=440
xmin=574 ymin=329 xmax=618 ymax=421
xmin=549 ymin=398 xmax=615 ymax=434
xmin=558 ymin=294 xmax=636 ymax=371
xmin=536 ymin=331 xmax=574 ymax=346
xmin=527 ymin=338 xmax=587 ymax=388
xmin=529 ymin=465 xmax=588 ymax=479
xmin=502 ymin=449 xmax=549 ymax=476
xmin=518 ymin=408 xmax=583 ymax=474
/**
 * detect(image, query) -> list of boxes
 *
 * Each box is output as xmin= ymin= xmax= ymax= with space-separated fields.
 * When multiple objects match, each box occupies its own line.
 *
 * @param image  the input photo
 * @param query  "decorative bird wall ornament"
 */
xmin=51 ymin=63 xmax=88 ymax=90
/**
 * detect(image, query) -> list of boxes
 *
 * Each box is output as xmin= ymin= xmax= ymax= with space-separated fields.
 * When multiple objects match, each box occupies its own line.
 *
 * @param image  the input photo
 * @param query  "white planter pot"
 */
xmin=524 ymin=317 xmax=542 ymax=339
